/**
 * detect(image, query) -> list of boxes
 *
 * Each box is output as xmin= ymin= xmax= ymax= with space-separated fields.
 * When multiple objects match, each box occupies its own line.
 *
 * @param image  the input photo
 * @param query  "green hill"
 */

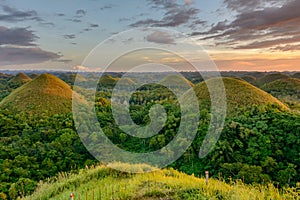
xmin=188 ymin=77 xmax=288 ymax=115
xmin=0 ymin=73 xmax=83 ymax=116
xmin=29 ymin=73 xmax=39 ymax=79
xmin=262 ymin=78 xmax=300 ymax=110
xmin=292 ymin=72 xmax=300 ymax=79
xmin=241 ymin=75 xmax=257 ymax=85
xmin=99 ymin=75 xmax=120 ymax=85
xmin=24 ymin=164 xmax=299 ymax=200
xmin=258 ymin=73 xmax=290 ymax=85
xmin=159 ymin=74 xmax=194 ymax=87
xmin=8 ymin=72 xmax=32 ymax=84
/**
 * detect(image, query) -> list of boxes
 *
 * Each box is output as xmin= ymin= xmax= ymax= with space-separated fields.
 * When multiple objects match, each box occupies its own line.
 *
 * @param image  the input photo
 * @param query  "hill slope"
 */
xmin=24 ymin=164 xmax=298 ymax=200
xmin=262 ymin=78 xmax=300 ymax=110
xmin=0 ymin=73 xmax=81 ymax=115
xmin=188 ymin=77 xmax=288 ymax=115
xmin=258 ymin=73 xmax=290 ymax=85
xmin=159 ymin=74 xmax=194 ymax=87
xmin=8 ymin=73 xmax=32 ymax=84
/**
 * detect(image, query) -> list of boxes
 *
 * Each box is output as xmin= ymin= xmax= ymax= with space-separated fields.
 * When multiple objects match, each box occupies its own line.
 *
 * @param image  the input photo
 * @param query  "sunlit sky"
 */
xmin=0 ymin=0 xmax=299 ymax=71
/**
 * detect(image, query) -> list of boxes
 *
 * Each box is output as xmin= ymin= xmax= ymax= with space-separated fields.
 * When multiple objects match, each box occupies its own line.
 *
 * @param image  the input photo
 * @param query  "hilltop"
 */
xmin=0 ymin=73 xmax=84 ymax=116
xmin=189 ymin=77 xmax=288 ymax=114
xmin=257 ymin=73 xmax=290 ymax=85
xmin=159 ymin=74 xmax=194 ymax=87
xmin=262 ymin=78 xmax=300 ymax=110
xmin=8 ymin=73 xmax=32 ymax=84
xmin=24 ymin=164 xmax=298 ymax=200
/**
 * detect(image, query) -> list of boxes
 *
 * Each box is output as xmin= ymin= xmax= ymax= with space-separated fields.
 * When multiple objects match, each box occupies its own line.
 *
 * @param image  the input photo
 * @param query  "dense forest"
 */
xmin=0 ymin=71 xmax=299 ymax=199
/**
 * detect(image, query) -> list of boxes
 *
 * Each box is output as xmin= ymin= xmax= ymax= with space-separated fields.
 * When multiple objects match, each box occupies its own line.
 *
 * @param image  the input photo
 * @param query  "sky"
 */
xmin=0 ymin=0 xmax=299 ymax=71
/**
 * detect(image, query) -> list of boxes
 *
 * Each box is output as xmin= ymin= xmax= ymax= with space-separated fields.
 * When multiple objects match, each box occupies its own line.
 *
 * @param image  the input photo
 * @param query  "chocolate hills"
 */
xmin=0 ymin=73 xmax=84 ymax=116
xmin=185 ymin=77 xmax=288 ymax=115
xmin=262 ymin=78 xmax=300 ymax=93
xmin=159 ymin=74 xmax=194 ymax=87
xmin=8 ymin=72 xmax=32 ymax=84
xmin=257 ymin=73 xmax=290 ymax=85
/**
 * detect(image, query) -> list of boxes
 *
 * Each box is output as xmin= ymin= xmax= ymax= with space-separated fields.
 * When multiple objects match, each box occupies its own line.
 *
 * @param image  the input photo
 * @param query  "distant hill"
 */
xmin=241 ymin=75 xmax=257 ymax=85
xmin=258 ymin=73 xmax=290 ymax=85
xmin=262 ymin=78 xmax=300 ymax=110
xmin=262 ymin=78 xmax=300 ymax=93
xmin=159 ymin=74 xmax=194 ymax=87
xmin=292 ymin=72 xmax=300 ymax=79
xmin=0 ymin=73 xmax=84 ymax=116
xmin=29 ymin=73 xmax=39 ymax=79
xmin=8 ymin=73 xmax=32 ymax=84
xmin=99 ymin=75 xmax=120 ymax=85
xmin=186 ymin=77 xmax=288 ymax=115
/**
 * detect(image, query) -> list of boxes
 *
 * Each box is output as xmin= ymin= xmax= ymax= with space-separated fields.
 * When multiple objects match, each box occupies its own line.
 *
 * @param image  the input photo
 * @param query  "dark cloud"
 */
xmin=0 ymin=5 xmax=42 ymax=22
xmin=63 ymin=34 xmax=76 ymax=39
xmin=146 ymin=30 xmax=175 ymax=44
xmin=193 ymin=0 xmax=300 ymax=51
xmin=130 ymin=0 xmax=199 ymax=28
xmin=90 ymin=23 xmax=99 ymax=28
xmin=83 ymin=28 xmax=92 ymax=32
xmin=56 ymin=13 xmax=65 ymax=17
xmin=0 ymin=46 xmax=61 ymax=65
xmin=76 ymin=9 xmax=86 ymax=17
xmin=188 ymin=19 xmax=206 ymax=30
xmin=0 ymin=26 xmax=38 ymax=46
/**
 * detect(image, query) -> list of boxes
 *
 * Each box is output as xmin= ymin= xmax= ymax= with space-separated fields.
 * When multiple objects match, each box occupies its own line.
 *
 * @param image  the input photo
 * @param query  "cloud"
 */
xmin=0 ymin=26 xmax=38 ymax=46
xmin=56 ymin=13 xmax=65 ymax=17
xmin=0 ymin=5 xmax=42 ymax=22
xmin=223 ymin=0 xmax=289 ymax=12
xmin=70 ymin=18 xmax=81 ymax=23
xmin=99 ymin=4 xmax=114 ymax=10
xmin=0 ymin=46 xmax=61 ymax=65
xmin=90 ymin=23 xmax=99 ymax=28
xmin=76 ymin=9 xmax=86 ymax=17
xmin=146 ymin=30 xmax=175 ymax=44
xmin=130 ymin=0 xmax=199 ymax=27
xmin=193 ymin=0 xmax=300 ymax=51
xmin=271 ymin=44 xmax=300 ymax=51
xmin=63 ymin=34 xmax=76 ymax=39
xmin=54 ymin=59 xmax=72 ymax=63
xmin=72 ymin=65 xmax=102 ymax=71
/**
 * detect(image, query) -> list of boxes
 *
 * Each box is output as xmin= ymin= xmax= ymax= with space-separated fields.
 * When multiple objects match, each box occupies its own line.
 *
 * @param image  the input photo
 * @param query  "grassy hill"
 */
xmin=241 ymin=75 xmax=257 ymax=85
xmin=8 ymin=72 xmax=32 ymax=84
xmin=262 ymin=78 xmax=300 ymax=110
xmin=24 ymin=164 xmax=299 ymax=200
xmin=159 ymin=74 xmax=194 ymax=87
xmin=292 ymin=72 xmax=300 ymax=79
xmin=258 ymin=73 xmax=290 ymax=86
xmin=0 ymin=73 xmax=84 ymax=116
xmin=188 ymin=77 xmax=288 ymax=115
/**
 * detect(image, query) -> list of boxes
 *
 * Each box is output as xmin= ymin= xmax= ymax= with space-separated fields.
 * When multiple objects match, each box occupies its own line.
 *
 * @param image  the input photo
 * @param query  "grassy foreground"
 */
xmin=24 ymin=164 xmax=299 ymax=200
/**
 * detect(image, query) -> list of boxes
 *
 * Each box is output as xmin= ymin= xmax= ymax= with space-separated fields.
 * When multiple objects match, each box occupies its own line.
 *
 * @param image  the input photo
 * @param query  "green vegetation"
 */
xmin=262 ymin=78 xmax=300 ymax=110
xmin=241 ymin=75 xmax=257 ymax=85
xmin=0 ymin=72 xmax=299 ymax=199
xmin=257 ymin=73 xmax=290 ymax=86
xmin=25 ymin=164 xmax=300 ymax=200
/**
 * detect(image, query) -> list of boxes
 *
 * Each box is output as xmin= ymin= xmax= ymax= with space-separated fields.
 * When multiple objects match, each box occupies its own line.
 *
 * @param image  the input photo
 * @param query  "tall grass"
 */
xmin=24 ymin=163 xmax=299 ymax=200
